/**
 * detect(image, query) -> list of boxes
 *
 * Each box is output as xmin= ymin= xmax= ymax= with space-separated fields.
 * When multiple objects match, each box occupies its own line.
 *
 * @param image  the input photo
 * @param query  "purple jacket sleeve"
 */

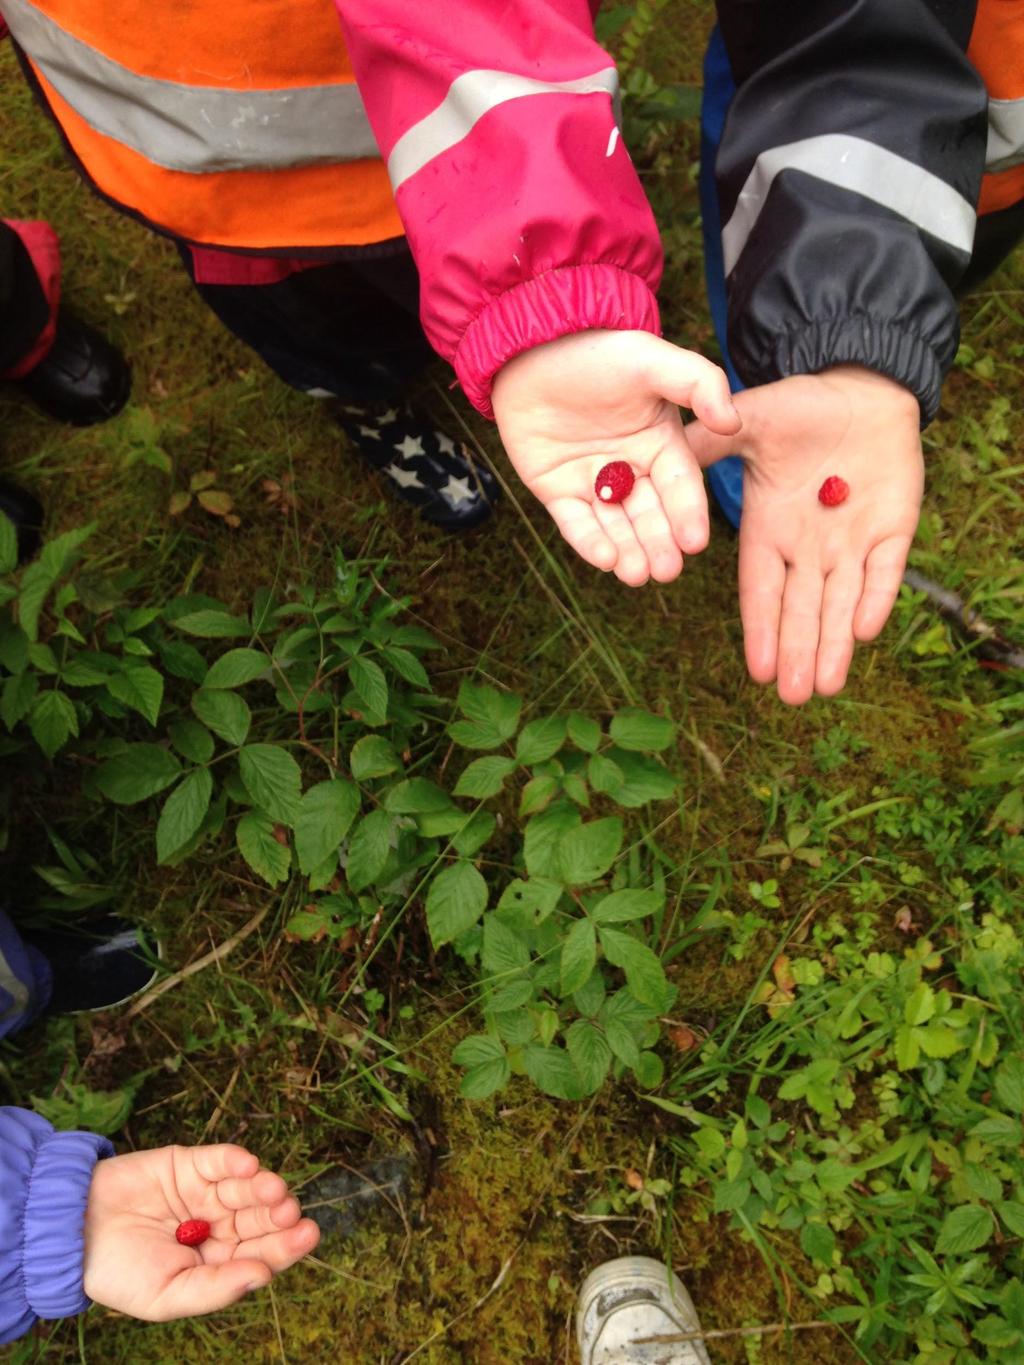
xmin=0 ymin=1108 xmax=113 ymax=1344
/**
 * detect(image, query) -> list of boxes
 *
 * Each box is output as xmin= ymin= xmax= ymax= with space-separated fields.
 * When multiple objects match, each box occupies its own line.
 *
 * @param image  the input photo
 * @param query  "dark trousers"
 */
xmin=179 ymin=244 xmax=435 ymax=405
xmin=0 ymin=223 xmax=50 ymax=373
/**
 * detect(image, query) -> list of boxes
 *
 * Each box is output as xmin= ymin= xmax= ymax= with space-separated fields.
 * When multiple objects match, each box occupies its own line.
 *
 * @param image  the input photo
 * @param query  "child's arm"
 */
xmin=688 ymin=0 xmax=987 ymax=700
xmin=0 ymin=1108 xmax=319 ymax=1342
xmin=335 ymin=1 xmax=739 ymax=584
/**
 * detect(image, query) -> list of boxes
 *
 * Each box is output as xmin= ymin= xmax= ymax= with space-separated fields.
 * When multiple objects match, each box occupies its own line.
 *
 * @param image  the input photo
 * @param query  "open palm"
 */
xmin=82 ymin=1143 xmax=320 ymax=1321
xmin=492 ymin=331 xmax=740 ymax=585
xmin=686 ymin=367 xmax=924 ymax=703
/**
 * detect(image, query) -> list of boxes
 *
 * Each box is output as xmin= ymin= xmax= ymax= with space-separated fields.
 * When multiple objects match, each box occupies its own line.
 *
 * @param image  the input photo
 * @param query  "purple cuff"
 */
xmin=23 ymin=1129 xmax=114 ymax=1322
xmin=454 ymin=263 xmax=660 ymax=418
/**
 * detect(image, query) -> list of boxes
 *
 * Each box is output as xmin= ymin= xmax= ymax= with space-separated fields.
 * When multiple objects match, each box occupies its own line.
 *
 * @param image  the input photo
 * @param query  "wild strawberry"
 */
xmin=818 ymin=476 xmax=850 ymax=507
xmin=594 ymin=461 xmax=635 ymax=504
xmin=175 ymin=1219 xmax=211 ymax=1247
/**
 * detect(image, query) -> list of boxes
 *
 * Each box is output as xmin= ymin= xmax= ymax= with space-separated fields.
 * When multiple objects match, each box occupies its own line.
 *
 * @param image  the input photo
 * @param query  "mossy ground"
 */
xmin=2 ymin=6 xmax=1022 ymax=1362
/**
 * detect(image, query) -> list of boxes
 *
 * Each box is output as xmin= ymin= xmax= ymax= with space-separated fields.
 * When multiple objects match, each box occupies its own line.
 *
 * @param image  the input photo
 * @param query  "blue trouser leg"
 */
xmin=699 ymin=25 xmax=745 ymax=530
xmin=0 ymin=909 xmax=51 ymax=1041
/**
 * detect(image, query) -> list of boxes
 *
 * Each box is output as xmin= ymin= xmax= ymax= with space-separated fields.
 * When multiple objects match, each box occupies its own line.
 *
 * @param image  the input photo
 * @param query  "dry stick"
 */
xmin=635 ymin=1320 xmax=832 ymax=1345
xmin=124 ymin=902 xmax=272 ymax=1019
xmin=903 ymin=567 xmax=1024 ymax=668
xmin=200 ymin=1059 xmax=242 ymax=1143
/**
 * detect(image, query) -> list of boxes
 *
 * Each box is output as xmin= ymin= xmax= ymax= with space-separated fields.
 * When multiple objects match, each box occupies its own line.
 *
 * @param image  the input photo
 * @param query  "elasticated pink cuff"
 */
xmin=454 ymin=263 xmax=660 ymax=419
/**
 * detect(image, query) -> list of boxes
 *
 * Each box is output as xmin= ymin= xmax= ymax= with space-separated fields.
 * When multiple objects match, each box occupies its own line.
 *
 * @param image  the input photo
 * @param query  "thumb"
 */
xmin=683 ymin=417 xmax=746 ymax=470
xmin=638 ymin=335 xmax=741 ymax=436
xmin=153 ymin=1260 xmax=273 ymax=1319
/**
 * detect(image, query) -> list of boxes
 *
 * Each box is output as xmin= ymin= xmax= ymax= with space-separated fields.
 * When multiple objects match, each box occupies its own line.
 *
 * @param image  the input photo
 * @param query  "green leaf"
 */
xmin=380 ymin=645 xmax=430 ymax=689
xmin=558 ymin=817 xmax=623 ymax=885
xmin=567 ymin=712 xmax=601 ymax=753
xmin=1000 ymin=1203 xmax=1024 ymax=1239
xmin=454 ymin=755 xmax=516 ymax=799
xmin=560 ymin=917 xmax=597 ymax=996
xmin=604 ymin=1017 xmax=640 ymax=1068
xmin=156 ymin=768 xmax=213 ymax=863
xmin=801 ymin=1222 xmax=836 ymax=1265
xmin=935 ymin=1203 xmax=995 ymax=1255
xmin=426 ymin=861 xmax=488 ymax=947
xmin=482 ymin=915 xmax=531 ymax=975
xmin=604 ymin=749 xmax=677 ymax=807
xmin=106 ymin=666 xmax=164 ymax=725
xmin=598 ymin=927 xmax=669 ymax=1008
xmin=453 ymin=1034 xmax=508 ymax=1069
xmin=496 ymin=878 xmax=563 ymax=924
xmin=32 ymin=1080 xmax=135 ymax=1137
xmin=238 ymin=744 xmax=302 ymax=826
xmin=1 ymin=671 xmax=38 ymax=729
xmin=174 ymin=609 xmax=250 ymax=638
xmin=518 ymin=774 xmax=559 ymax=817
xmin=588 ymin=752 xmax=624 ymax=795
xmin=565 ymin=1019 xmax=612 ymax=1094
xmin=204 ymin=647 xmax=268 ymax=689
xmin=350 ymin=655 xmax=388 ymax=716
xmin=917 ymin=1022 xmax=964 ymax=1058
xmin=451 ymin=809 xmax=496 ymax=857
xmin=521 ymin=1044 xmax=585 ymax=1100
xmin=294 ymin=779 xmax=360 ymax=875
xmin=448 ymin=681 xmax=521 ymax=749
xmin=383 ymin=778 xmax=452 ymax=814
xmin=591 ymin=889 xmax=659 ymax=924
xmin=168 ymin=719 xmax=215 ymax=765
xmin=523 ymin=801 xmax=581 ymax=878
xmin=236 ymin=810 xmax=291 ymax=886
xmin=904 ymin=982 xmax=935 ymax=1027
xmin=609 ymin=708 xmax=675 ymax=752
xmin=995 ymin=1057 xmax=1024 ymax=1112
xmin=17 ymin=524 xmax=94 ymax=641
xmin=633 ymin=1050 xmax=664 ymax=1089
xmin=0 ymin=623 xmax=29 ymax=673
xmin=96 ymin=744 xmax=182 ymax=804
xmin=0 ymin=510 xmax=17 ymax=575
xmin=28 ymin=690 xmax=78 ymax=758
xmin=971 ymin=1116 xmax=1024 ymax=1147
xmin=192 ymin=689 xmax=251 ymax=747
xmin=346 ymin=809 xmax=392 ymax=892
xmin=349 ymin=734 xmax=401 ymax=779
xmin=453 ymin=1036 xmax=510 ymax=1100
xmin=515 ymin=714 xmax=567 ymax=765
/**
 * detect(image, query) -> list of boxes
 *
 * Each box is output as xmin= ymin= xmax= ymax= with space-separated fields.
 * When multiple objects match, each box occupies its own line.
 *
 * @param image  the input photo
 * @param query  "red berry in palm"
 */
xmin=175 ymin=1219 xmax=211 ymax=1247
xmin=818 ymin=475 xmax=850 ymax=507
xmin=594 ymin=461 xmax=635 ymax=504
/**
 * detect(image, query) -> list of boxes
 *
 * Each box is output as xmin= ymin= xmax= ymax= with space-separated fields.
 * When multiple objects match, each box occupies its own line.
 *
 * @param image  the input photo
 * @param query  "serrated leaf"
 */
xmin=204 ymin=648 xmax=268 ymax=689
xmin=350 ymin=655 xmax=388 ymax=717
xmin=519 ymin=774 xmax=559 ymax=816
xmin=1 ymin=671 xmax=38 ymax=729
xmin=238 ymin=744 xmax=302 ymax=827
xmin=236 ymin=810 xmax=291 ymax=886
xmin=800 ymin=1222 xmax=836 ymax=1265
xmin=346 ymin=809 xmax=392 ymax=892
xmin=192 ymin=689 xmax=251 ymax=746
xmin=523 ymin=801 xmax=581 ymax=878
xmin=349 ymin=734 xmax=400 ymax=779
xmin=633 ymin=1050 xmax=664 ymax=1088
xmin=591 ymin=889 xmax=659 ymax=924
xmin=28 ymin=690 xmax=78 ymax=758
xmin=456 ymin=681 xmax=521 ymax=738
xmin=605 ymin=1018 xmax=640 ymax=1068
xmin=599 ymin=927 xmax=669 ymax=1008
xmin=482 ymin=915 xmax=531 ymax=975
xmin=156 ymin=768 xmax=213 ymax=863
xmin=561 ymin=917 xmax=597 ymax=996
xmin=609 ymin=708 xmax=675 ymax=751
xmin=197 ymin=488 xmax=234 ymax=516
xmin=935 ymin=1203 xmax=995 ymax=1255
xmin=565 ymin=1019 xmax=612 ymax=1094
xmin=995 ymin=1057 xmax=1024 ymax=1112
xmin=588 ymin=752 xmax=624 ymax=794
xmin=17 ymin=524 xmax=95 ymax=641
xmin=604 ymin=749 xmax=677 ymax=807
xmin=515 ymin=714 xmax=567 ymax=765
xmin=452 ymin=1034 xmax=506 ymax=1067
xmin=383 ymin=778 xmax=452 ymax=814
xmin=32 ymin=1080 xmax=135 ymax=1137
xmin=521 ymin=1044 xmax=585 ymax=1100
xmin=558 ymin=817 xmax=623 ymax=885
xmin=426 ymin=861 xmax=488 ymax=946
xmin=96 ymin=744 xmax=182 ymax=804
xmin=168 ymin=719 xmax=215 ymax=765
xmin=567 ymin=712 xmax=601 ymax=753
xmin=380 ymin=645 xmax=430 ymax=689
xmin=999 ymin=1202 xmax=1024 ymax=1238
xmin=451 ymin=809 xmax=496 ymax=857
xmin=174 ymin=609 xmax=250 ymax=638
xmin=295 ymin=779 xmax=360 ymax=875
xmin=106 ymin=666 xmax=163 ymax=725
xmin=0 ymin=510 xmax=17 ymax=574
xmin=454 ymin=755 xmax=516 ymax=799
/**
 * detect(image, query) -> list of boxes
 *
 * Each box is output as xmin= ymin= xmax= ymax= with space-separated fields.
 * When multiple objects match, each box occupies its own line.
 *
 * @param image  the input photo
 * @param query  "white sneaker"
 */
xmin=576 ymin=1256 xmax=712 ymax=1364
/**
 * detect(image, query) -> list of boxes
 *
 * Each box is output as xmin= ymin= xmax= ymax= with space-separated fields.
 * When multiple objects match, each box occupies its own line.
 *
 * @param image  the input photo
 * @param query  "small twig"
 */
xmin=305 ymin=1253 xmax=387 ymax=1290
xmin=125 ymin=902 xmax=272 ymax=1019
xmin=200 ymin=1060 xmax=241 ymax=1143
xmin=267 ymin=1280 xmax=287 ymax=1364
xmin=903 ymin=568 xmax=1024 ymax=668
xmin=635 ymin=1319 xmax=833 ymax=1345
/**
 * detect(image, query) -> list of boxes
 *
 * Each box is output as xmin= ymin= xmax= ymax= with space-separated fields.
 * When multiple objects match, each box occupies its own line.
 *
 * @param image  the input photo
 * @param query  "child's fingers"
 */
xmin=622 ymin=479 xmax=683 ymax=583
xmin=854 ymin=535 xmax=912 ymax=641
xmin=233 ymin=1196 xmax=302 ymax=1243
xmin=544 ymin=497 xmax=618 ymax=572
xmin=738 ymin=536 xmax=786 ymax=684
xmin=649 ymin=440 xmax=710 ymax=556
xmin=235 ymin=1218 xmax=321 ymax=1272
xmin=155 ymin=1259 xmax=272 ymax=1319
xmin=593 ymin=499 xmax=650 ymax=587
xmin=188 ymin=1144 xmax=260 ymax=1185
xmin=639 ymin=336 xmax=740 ymax=436
xmin=815 ymin=561 xmax=865 ymax=696
xmin=776 ymin=564 xmax=825 ymax=706
xmin=216 ymin=1169 xmax=288 ymax=1212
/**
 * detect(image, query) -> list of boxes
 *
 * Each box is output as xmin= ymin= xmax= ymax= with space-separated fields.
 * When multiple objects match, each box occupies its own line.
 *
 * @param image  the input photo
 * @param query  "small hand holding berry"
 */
xmin=684 ymin=367 xmax=924 ymax=703
xmin=492 ymin=331 xmax=740 ymax=585
xmin=82 ymin=1143 xmax=320 ymax=1322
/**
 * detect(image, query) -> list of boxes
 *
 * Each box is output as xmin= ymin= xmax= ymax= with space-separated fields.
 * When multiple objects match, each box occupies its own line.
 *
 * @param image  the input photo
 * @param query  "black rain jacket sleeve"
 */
xmin=712 ymin=0 xmax=987 ymax=423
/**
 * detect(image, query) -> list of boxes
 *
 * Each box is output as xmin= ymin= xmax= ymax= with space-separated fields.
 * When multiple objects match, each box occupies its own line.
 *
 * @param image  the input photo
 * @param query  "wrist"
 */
xmin=817 ymin=365 xmax=922 ymax=421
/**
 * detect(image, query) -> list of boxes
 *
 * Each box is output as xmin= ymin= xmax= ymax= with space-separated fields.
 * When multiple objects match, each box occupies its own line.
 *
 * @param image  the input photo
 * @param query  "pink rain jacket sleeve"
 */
xmin=335 ymin=1 xmax=664 ymax=416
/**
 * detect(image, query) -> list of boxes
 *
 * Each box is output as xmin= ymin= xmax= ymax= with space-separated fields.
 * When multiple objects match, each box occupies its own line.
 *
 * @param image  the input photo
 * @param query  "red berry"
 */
xmin=594 ymin=461 xmax=635 ymax=505
xmin=175 ymin=1219 xmax=211 ymax=1247
xmin=818 ymin=475 xmax=850 ymax=507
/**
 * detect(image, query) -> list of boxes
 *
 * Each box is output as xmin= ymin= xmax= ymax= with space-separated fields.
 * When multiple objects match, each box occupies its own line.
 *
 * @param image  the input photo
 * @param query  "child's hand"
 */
xmin=82 ymin=1143 xmax=320 ymax=1321
xmin=492 ymin=331 xmax=740 ymax=585
xmin=685 ymin=367 xmax=924 ymax=704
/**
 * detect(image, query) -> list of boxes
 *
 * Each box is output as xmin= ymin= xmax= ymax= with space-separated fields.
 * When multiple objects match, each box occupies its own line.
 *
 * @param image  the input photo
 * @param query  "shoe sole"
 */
xmin=576 ymin=1255 xmax=710 ymax=1364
